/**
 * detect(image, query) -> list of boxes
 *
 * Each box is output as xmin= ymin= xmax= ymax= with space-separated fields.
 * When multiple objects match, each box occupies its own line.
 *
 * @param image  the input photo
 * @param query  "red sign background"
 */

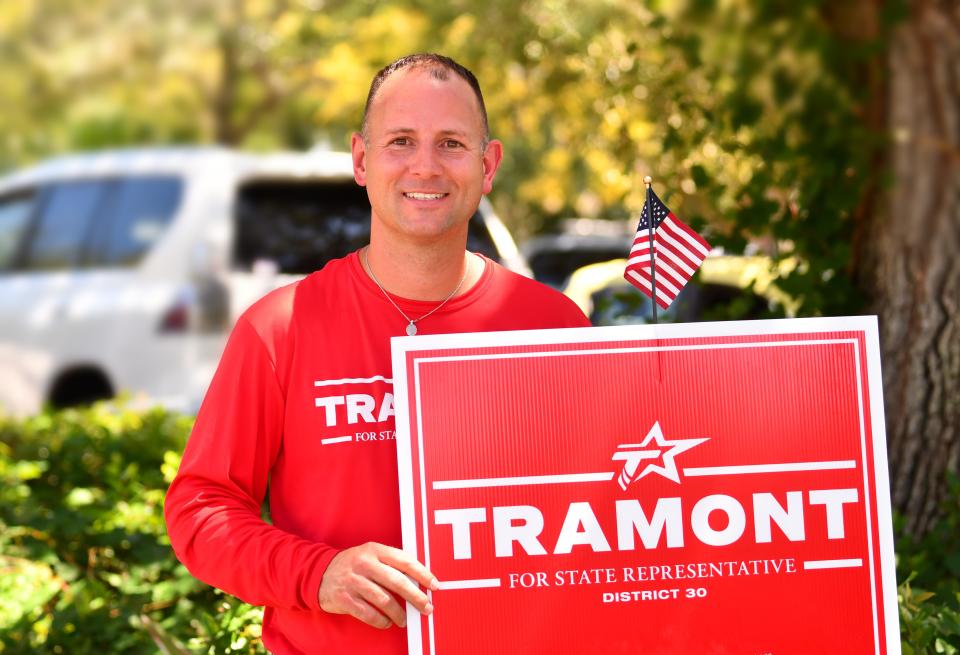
xmin=392 ymin=318 xmax=898 ymax=655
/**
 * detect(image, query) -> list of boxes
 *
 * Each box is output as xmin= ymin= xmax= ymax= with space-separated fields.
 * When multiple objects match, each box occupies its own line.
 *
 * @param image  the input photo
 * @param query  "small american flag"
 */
xmin=624 ymin=188 xmax=711 ymax=309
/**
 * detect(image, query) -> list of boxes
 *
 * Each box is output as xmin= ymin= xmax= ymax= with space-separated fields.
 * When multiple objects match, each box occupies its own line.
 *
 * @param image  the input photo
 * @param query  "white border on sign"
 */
xmin=390 ymin=316 xmax=897 ymax=655
xmin=391 ymin=340 xmax=423 ymax=655
xmin=414 ymin=340 xmax=879 ymax=654
xmin=864 ymin=320 xmax=898 ymax=652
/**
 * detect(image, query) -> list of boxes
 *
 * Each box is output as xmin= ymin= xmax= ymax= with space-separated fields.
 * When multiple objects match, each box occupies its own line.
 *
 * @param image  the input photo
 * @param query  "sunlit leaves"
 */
xmin=0 ymin=0 xmax=884 ymax=311
xmin=0 ymin=404 xmax=236 ymax=653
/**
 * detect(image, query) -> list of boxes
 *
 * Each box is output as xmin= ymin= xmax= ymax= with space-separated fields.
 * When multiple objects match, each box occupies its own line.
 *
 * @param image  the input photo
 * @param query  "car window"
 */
xmin=0 ymin=191 xmax=36 ymax=269
xmin=589 ymin=281 xmax=771 ymax=326
xmin=234 ymin=180 xmax=500 ymax=274
xmin=465 ymin=213 xmax=498 ymax=262
xmin=234 ymin=180 xmax=371 ymax=274
xmin=528 ymin=247 xmax=629 ymax=289
xmin=88 ymin=176 xmax=182 ymax=267
xmin=24 ymin=181 xmax=107 ymax=271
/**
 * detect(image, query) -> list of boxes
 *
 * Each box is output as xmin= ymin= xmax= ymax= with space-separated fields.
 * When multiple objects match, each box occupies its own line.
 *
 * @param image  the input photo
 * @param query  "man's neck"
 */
xmin=363 ymin=239 xmax=482 ymax=301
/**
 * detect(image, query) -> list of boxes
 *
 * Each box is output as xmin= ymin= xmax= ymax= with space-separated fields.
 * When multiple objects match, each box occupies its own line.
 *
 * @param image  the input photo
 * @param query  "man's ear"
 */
xmin=351 ymin=132 xmax=367 ymax=186
xmin=481 ymin=139 xmax=504 ymax=195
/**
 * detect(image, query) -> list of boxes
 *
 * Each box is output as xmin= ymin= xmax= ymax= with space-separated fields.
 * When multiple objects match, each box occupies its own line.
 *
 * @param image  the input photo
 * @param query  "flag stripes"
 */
xmin=623 ymin=189 xmax=711 ymax=310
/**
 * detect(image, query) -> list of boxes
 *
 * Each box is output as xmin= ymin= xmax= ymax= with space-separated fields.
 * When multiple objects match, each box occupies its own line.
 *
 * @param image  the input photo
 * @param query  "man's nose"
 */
xmin=407 ymin=143 xmax=441 ymax=177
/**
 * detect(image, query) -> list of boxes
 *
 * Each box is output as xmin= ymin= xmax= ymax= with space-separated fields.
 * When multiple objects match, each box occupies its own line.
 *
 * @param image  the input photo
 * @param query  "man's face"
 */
xmin=352 ymin=68 xmax=503 ymax=245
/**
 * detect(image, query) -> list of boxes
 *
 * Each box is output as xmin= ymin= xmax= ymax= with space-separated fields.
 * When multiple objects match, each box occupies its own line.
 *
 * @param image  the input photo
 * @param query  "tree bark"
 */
xmin=860 ymin=0 xmax=960 ymax=537
xmin=214 ymin=24 xmax=240 ymax=146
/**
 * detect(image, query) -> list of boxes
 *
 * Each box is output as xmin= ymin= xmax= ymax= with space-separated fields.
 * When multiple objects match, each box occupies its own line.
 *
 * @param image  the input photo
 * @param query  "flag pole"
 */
xmin=643 ymin=175 xmax=658 ymax=324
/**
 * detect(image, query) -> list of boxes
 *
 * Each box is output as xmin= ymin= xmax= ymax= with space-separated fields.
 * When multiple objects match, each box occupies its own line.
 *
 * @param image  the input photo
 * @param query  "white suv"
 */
xmin=0 ymin=147 xmax=528 ymax=416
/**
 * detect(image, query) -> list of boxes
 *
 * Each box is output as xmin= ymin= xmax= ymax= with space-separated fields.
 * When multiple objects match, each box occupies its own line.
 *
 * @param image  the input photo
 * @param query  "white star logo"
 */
xmin=611 ymin=422 xmax=709 ymax=489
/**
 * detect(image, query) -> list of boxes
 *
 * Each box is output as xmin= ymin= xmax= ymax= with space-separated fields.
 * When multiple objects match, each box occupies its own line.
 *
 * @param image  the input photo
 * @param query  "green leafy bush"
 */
xmin=897 ymin=477 xmax=960 ymax=654
xmin=0 ymin=404 xmax=264 ymax=654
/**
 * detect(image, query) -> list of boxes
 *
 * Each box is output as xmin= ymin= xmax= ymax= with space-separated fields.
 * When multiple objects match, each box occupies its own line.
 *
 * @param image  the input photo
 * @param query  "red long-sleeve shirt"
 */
xmin=164 ymin=251 xmax=590 ymax=654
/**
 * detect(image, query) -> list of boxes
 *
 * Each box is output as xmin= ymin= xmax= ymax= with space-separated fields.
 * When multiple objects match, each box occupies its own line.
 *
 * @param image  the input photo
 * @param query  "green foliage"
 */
xmin=899 ymin=579 xmax=960 ymax=655
xmin=0 ymin=1 xmax=890 ymax=318
xmin=896 ymin=477 xmax=960 ymax=654
xmin=0 ymin=404 xmax=264 ymax=654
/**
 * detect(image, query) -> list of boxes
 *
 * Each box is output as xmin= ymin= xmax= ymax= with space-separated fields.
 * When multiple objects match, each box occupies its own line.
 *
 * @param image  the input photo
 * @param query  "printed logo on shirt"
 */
xmin=313 ymin=375 xmax=395 ymax=446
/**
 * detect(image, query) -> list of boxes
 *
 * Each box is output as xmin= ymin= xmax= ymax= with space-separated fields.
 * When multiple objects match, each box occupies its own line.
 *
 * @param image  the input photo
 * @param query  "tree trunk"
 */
xmin=860 ymin=0 xmax=960 ymax=538
xmin=213 ymin=25 xmax=240 ymax=146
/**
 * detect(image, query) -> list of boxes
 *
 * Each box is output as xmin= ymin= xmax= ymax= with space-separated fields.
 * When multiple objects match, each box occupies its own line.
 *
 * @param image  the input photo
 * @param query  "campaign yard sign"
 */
xmin=391 ymin=317 xmax=898 ymax=655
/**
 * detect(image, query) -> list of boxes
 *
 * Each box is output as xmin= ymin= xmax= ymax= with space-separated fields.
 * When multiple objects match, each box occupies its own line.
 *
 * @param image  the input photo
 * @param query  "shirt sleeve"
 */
xmin=164 ymin=315 xmax=337 ymax=611
xmin=545 ymin=285 xmax=593 ymax=328
xmin=565 ymin=301 xmax=593 ymax=328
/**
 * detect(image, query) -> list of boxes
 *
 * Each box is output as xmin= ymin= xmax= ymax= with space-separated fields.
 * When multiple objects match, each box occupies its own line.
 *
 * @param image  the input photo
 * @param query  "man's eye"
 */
xmin=390 ymin=137 xmax=410 ymax=146
xmin=442 ymin=140 xmax=464 ymax=149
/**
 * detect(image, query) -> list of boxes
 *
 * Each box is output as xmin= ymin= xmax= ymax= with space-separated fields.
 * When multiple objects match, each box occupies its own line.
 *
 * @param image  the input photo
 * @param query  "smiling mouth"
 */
xmin=404 ymin=192 xmax=448 ymax=200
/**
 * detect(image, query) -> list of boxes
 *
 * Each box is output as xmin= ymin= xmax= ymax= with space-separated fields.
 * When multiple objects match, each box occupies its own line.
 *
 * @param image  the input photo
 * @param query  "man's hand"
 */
xmin=318 ymin=542 xmax=439 ymax=629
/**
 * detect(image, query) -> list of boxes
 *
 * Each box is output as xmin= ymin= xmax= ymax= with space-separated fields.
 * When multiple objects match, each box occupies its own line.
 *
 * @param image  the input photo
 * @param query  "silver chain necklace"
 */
xmin=362 ymin=248 xmax=468 ymax=336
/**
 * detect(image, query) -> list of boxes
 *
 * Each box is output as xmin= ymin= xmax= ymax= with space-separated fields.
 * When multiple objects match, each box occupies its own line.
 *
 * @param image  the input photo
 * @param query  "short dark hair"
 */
xmin=361 ymin=53 xmax=490 ymax=143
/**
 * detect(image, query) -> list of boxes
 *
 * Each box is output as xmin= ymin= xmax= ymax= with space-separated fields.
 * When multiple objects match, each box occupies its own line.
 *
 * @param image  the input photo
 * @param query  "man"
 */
xmin=164 ymin=53 xmax=589 ymax=655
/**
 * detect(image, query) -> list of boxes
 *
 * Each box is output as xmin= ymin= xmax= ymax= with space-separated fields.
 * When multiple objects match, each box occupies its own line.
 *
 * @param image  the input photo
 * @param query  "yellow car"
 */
xmin=562 ymin=255 xmax=800 ymax=326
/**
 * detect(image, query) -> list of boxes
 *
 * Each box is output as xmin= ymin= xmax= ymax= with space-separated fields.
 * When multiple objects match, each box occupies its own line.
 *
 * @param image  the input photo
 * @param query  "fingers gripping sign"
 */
xmin=318 ymin=542 xmax=439 ymax=629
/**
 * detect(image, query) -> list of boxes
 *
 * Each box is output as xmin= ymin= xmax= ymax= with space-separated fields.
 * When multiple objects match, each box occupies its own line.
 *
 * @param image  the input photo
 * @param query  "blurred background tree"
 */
xmin=0 ymin=0 xmax=956 ymax=536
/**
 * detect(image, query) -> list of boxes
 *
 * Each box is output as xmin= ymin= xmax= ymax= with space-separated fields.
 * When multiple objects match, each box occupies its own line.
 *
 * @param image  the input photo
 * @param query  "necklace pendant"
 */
xmin=406 ymin=322 xmax=417 ymax=336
